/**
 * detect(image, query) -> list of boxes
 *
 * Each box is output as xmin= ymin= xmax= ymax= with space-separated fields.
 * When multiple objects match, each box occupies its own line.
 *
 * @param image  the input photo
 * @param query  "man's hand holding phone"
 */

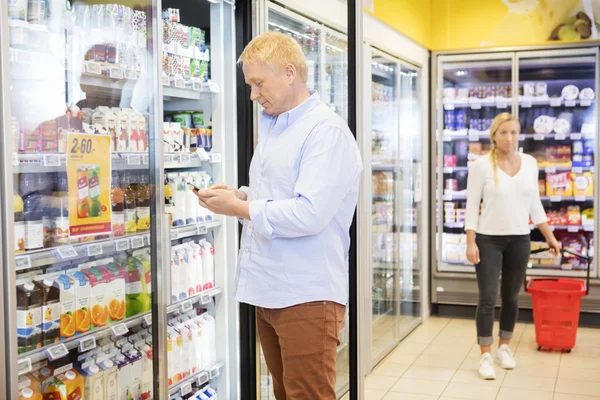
xmin=193 ymin=183 xmax=249 ymax=219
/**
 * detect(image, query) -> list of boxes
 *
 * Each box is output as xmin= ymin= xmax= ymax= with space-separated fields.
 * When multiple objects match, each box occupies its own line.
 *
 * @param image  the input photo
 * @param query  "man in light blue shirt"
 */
xmin=195 ymin=31 xmax=362 ymax=399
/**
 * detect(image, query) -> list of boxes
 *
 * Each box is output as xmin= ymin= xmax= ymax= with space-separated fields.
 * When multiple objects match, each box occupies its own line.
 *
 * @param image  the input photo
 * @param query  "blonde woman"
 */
xmin=465 ymin=112 xmax=560 ymax=380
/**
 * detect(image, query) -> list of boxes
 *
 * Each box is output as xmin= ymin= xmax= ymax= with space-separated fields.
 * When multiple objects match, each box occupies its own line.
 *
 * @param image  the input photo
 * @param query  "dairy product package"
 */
xmin=199 ymin=313 xmax=217 ymax=366
xmin=535 ymin=82 xmax=548 ymax=97
xmin=553 ymin=113 xmax=574 ymax=135
xmin=523 ymin=82 xmax=535 ymax=97
xmin=579 ymin=87 xmax=595 ymax=100
xmin=199 ymin=240 xmax=214 ymax=290
xmin=562 ymin=85 xmax=580 ymax=101
xmin=533 ymin=115 xmax=556 ymax=134
xmin=189 ymin=242 xmax=204 ymax=294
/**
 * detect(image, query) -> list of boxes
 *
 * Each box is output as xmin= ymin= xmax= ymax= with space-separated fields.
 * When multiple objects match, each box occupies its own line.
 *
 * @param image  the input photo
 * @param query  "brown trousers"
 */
xmin=257 ymin=301 xmax=346 ymax=400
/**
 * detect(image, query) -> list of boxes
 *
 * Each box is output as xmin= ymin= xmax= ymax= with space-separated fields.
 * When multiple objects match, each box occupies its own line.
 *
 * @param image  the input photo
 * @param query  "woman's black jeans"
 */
xmin=474 ymin=233 xmax=531 ymax=346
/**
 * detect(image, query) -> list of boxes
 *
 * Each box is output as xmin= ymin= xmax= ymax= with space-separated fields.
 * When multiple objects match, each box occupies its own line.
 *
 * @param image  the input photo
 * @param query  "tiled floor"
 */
xmin=359 ymin=316 xmax=600 ymax=400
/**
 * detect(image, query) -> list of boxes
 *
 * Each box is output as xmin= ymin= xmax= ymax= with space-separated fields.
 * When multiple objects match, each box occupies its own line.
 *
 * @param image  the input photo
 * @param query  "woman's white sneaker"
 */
xmin=496 ymin=344 xmax=517 ymax=369
xmin=479 ymin=353 xmax=496 ymax=380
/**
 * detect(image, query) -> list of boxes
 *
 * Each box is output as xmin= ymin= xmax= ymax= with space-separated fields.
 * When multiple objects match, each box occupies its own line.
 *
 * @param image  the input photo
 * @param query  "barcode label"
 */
xmin=565 ymin=100 xmax=576 ymax=107
xmin=47 ymin=344 xmax=69 ymax=361
xmin=470 ymin=103 xmax=481 ymax=110
xmin=43 ymin=154 xmax=61 ymax=167
xmin=575 ymin=196 xmax=587 ymax=202
xmin=197 ymin=372 xmax=209 ymax=385
xmin=180 ymin=382 xmax=192 ymax=396
xmin=131 ymin=236 xmax=144 ymax=249
xmin=15 ymin=256 xmax=31 ymax=270
xmin=111 ymin=323 xmax=129 ymax=337
xmin=12 ymin=152 xmax=19 ymax=166
xmin=443 ymin=168 xmax=453 ymax=174
xmin=209 ymin=83 xmax=219 ymax=93
xmin=175 ymin=78 xmax=185 ymax=88
xmin=545 ymin=167 xmax=556 ymax=173
xmin=115 ymin=239 xmax=130 ymax=251
xmin=53 ymin=363 xmax=73 ymax=376
xmin=180 ymin=300 xmax=193 ymax=313
xmin=521 ymin=100 xmax=532 ymax=108
xmin=56 ymin=246 xmax=78 ymax=260
xmin=193 ymin=81 xmax=202 ymax=91
xmin=162 ymin=75 xmax=170 ymax=86
xmin=164 ymin=154 xmax=173 ymax=163
xmin=172 ymin=154 xmax=182 ymax=163
xmin=533 ymin=134 xmax=544 ymax=141
xmin=568 ymin=226 xmax=580 ymax=232
xmin=570 ymin=134 xmax=582 ymax=140
xmin=468 ymin=135 xmax=479 ymax=142
xmin=109 ymin=68 xmax=124 ymax=79
xmin=550 ymin=98 xmax=562 ymax=107
xmin=555 ymin=134 xmax=566 ymax=140
xmin=17 ymin=358 xmax=32 ymax=376
xmin=496 ymin=102 xmax=508 ymax=109
xmin=550 ymin=196 xmax=562 ymax=202
xmin=125 ymin=69 xmax=137 ymax=80
xmin=79 ymin=336 xmax=97 ymax=352
xmin=197 ymin=225 xmax=208 ymax=235
xmin=87 ymin=243 xmax=103 ymax=257
xmin=127 ymin=154 xmax=141 ymax=165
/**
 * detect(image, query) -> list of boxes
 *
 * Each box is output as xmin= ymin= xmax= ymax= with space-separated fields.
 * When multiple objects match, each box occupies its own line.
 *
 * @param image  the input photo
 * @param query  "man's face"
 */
xmin=243 ymin=62 xmax=294 ymax=116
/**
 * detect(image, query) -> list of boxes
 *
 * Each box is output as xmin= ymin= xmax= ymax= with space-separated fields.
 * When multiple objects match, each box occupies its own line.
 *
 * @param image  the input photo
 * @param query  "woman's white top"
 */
xmin=465 ymin=153 xmax=547 ymax=236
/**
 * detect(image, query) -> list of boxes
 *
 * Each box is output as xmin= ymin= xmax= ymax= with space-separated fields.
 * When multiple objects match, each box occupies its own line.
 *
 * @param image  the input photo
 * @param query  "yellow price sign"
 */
xmin=67 ymin=133 xmax=112 ymax=238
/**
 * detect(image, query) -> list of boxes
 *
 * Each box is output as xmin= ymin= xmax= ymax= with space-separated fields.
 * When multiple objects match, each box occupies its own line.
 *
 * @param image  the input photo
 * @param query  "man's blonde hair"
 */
xmin=238 ymin=31 xmax=308 ymax=83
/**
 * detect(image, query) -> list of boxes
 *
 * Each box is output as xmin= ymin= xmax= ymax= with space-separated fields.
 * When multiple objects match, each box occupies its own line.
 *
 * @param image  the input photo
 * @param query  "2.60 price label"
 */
xmin=70 ymin=137 xmax=95 ymax=155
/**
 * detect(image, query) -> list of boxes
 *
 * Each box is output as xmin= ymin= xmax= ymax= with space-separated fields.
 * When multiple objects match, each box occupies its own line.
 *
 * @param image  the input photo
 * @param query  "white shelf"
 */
xmin=540 ymin=196 xmax=594 ymax=202
xmin=168 ymin=361 xmax=224 ymax=396
xmin=167 ymin=287 xmax=222 ymax=314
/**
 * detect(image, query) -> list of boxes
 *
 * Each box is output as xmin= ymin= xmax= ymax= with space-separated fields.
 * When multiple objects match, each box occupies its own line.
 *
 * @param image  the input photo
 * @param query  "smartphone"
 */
xmin=185 ymin=179 xmax=202 ymax=191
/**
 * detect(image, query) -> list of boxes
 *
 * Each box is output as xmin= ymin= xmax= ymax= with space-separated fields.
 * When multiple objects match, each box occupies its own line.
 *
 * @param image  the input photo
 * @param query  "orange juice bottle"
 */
xmin=76 ymin=166 xmax=89 ymax=219
xmin=59 ymin=370 xmax=84 ymax=400
xmin=66 ymin=270 xmax=91 ymax=335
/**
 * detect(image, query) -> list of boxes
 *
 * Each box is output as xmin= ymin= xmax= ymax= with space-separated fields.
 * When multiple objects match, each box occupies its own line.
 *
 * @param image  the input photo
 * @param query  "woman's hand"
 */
xmin=466 ymin=241 xmax=480 ymax=265
xmin=547 ymin=237 xmax=562 ymax=256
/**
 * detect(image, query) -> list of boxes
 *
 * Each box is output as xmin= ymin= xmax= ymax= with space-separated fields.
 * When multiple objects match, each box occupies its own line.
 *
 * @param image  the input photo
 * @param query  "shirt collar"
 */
xmin=272 ymin=91 xmax=321 ymax=128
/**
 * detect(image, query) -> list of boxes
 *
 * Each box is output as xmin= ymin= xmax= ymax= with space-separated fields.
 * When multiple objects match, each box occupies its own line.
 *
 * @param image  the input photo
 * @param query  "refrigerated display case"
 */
xmin=367 ymin=48 xmax=423 ymax=368
xmin=432 ymin=46 xmax=600 ymax=312
xmin=0 ymin=0 xmax=240 ymax=398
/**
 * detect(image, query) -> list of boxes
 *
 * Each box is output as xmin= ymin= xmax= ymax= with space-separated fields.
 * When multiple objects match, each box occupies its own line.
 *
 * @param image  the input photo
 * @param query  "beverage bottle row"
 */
xmin=171 ymin=240 xmax=215 ymax=303
xmin=165 ymin=171 xmax=214 ymax=227
xmin=17 ymin=248 xmax=152 ymax=354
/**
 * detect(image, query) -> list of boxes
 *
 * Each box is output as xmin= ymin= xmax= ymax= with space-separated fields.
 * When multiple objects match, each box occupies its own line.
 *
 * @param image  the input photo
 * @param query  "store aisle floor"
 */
xmin=350 ymin=316 xmax=600 ymax=400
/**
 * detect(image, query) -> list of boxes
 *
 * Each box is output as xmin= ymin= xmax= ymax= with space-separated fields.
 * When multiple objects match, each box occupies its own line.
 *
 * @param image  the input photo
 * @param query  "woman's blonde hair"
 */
xmin=238 ymin=31 xmax=308 ymax=83
xmin=489 ymin=112 xmax=521 ymax=186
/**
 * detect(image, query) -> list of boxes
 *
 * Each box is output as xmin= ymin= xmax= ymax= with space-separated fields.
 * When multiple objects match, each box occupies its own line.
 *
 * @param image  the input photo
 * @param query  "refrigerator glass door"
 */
xmin=324 ymin=30 xmax=349 ymax=122
xmin=517 ymin=50 xmax=597 ymax=278
xmin=437 ymin=56 xmax=514 ymax=273
xmin=268 ymin=7 xmax=321 ymax=94
xmin=3 ymin=1 xmax=160 ymax=397
xmin=370 ymin=54 xmax=401 ymax=363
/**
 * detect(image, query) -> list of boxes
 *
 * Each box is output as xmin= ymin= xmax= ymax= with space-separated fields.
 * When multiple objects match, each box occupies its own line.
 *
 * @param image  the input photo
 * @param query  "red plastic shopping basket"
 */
xmin=525 ymin=248 xmax=590 ymax=353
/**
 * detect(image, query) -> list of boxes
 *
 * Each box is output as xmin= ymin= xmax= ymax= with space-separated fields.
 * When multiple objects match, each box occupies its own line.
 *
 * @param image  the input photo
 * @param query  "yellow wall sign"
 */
xmin=67 ymin=133 xmax=112 ymax=238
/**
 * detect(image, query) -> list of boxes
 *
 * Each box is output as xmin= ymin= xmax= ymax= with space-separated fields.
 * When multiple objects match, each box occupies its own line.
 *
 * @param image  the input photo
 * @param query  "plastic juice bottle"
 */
xmin=111 ymin=173 xmax=125 ymax=237
xmin=51 ymin=174 xmax=69 ymax=246
xmin=88 ymin=166 xmax=102 ymax=218
xmin=113 ymin=353 xmax=130 ymax=400
xmin=54 ymin=274 xmax=76 ymax=340
xmin=15 ymin=181 xmax=25 ymax=253
xmin=125 ymin=349 xmax=142 ymax=400
xmin=67 ymin=270 xmax=91 ymax=335
xmin=80 ymin=362 xmax=104 ymax=400
xmin=35 ymin=278 xmax=60 ymax=346
xmin=19 ymin=387 xmax=43 ymax=400
xmin=60 ymin=369 xmax=84 ymax=400
xmin=125 ymin=256 xmax=143 ymax=318
xmin=100 ymin=262 xmax=126 ymax=323
xmin=21 ymin=174 xmax=44 ymax=250
xmin=123 ymin=174 xmax=137 ymax=235
xmin=98 ymin=358 xmax=118 ymax=400
xmin=164 ymin=175 xmax=175 ymax=227
xmin=135 ymin=174 xmax=150 ymax=232
xmin=82 ymin=267 xmax=109 ymax=330
xmin=16 ymin=281 xmax=43 ymax=353
xmin=76 ymin=166 xmax=89 ymax=219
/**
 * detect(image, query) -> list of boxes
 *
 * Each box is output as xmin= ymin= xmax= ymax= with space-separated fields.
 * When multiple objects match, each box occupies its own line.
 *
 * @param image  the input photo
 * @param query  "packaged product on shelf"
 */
xmin=18 ymin=387 xmax=43 ymax=400
xmin=137 ymin=342 xmax=153 ymax=399
xmin=35 ymin=277 xmax=60 ymax=346
xmin=538 ymin=179 xmax=546 ymax=196
xmin=135 ymin=174 xmax=151 ymax=232
xmin=60 ymin=369 xmax=85 ymax=399
xmin=184 ymin=243 xmax=198 ymax=297
xmin=41 ymin=374 xmax=68 ymax=400
xmin=163 ymin=122 xmax=173 ymax=153
xmin=199 ymin=239 xmax=214 ymax=290
xmin=170 ymin=247 xmax=182 ymax=302
xmin=184 ymin=173 xmax=199 ymax=224
xmin=443 ymin=155 xmax=456 ymax=167
xmin=113 ymin=353 xmax=130 ymax=400
xmin=66 ymin=269 xmax=91 ymax=335
xmin=16 ymin=280 xmax=43 ymax=353
xmin=553 ymin=112 xmax=573 ymax=135
xmin=52 ymin=273 xmax=77 ymax=341
xmin=125 ymin=348 xmax=142 ymax=399
xmin=573 ymin=172 xmax=594 ymax=197
xmin=15 ymin=187 xmax=25 ymax=253
xmin=199 ymin=313 xmax=217 ymax=366
xmin=579 ymin=87 xmax=595 ymax=100
xmin=190 ymin=242 xmax=204 ymax=294
xmin=567 ymin=206 xmax=581 ymax=226
xmin=99 ymin=260 xmax=126 ymax=323
xmin=170 ymin=122 xmax=184 ymax=152
xmin=98 ymin=357 xmax=118 ymax=400
xmin=535 ymin=82 xmax=548 ymax=98
xmin=546 ymin=172 xmax=573 ymax=196
xmin=21 ymin=174 xmax=44 ymax=250
xmin=173 ymin=112 xmax=192 ymax=128
xmin=134 ymin=111 xmax=147 ymax=152
xmin=561 ymin=85 xmax=580 ymax=101
xmin=112 ymin=108 xmax=129 ymax=152
xmin=92 ymin=106 xmax=116 ymax=138
xmin=167 ymin=325 xmax=183 ymax=385
xmin=523 ymin=82 xmax=535 ymax=98
xmin=173 ymin=319 xmax=192 ymax=379
xmin=560 ymin=233 xmax=588 ymax=270
xmin=533 ymin=115 xmax=555 ymax=134
xmin=582 ymin=208 xmax=594 ymax=227
xmin=165 ymin=175 xmax=175 ymax=226
xmin=172 ymin=173 xmax=187 ymax=226
xmin=81 ymin=266 xmax=109 ymax=330
xmin=110 ymin=172 xmax=124 ymax=237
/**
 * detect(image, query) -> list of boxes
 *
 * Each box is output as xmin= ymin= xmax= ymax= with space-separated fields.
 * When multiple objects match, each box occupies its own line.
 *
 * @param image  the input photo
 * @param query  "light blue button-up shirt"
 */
xmin=235 ymin=92 xmax=362 ymax=309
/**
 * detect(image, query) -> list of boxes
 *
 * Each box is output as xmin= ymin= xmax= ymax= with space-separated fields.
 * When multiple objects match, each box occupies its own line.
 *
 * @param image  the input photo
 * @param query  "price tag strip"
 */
xmin=53 ymin=363 xmax=74 ymax=376
xmin=565 ymin=100 xmax=577 ymax=107
xmin=115 ymin=239 xmax=130 ymax=251
xmin=87 ymin=243 xmax=103 ymax=257
xmin=127 ymin=154 xmax=141 ymax=165
xmin=43 ymin=154 xmax=61 ymax=167
xmin=111 ymin=323 xmax=129 ymax=337
xmin=201 ymin=294 xmax=212 ymax=305
xmin=197 ymin=224 xmax=208 ymax=235
xmin=171 ymin=230 xmax=179 ymax=241
xmin=197 ymin=372 xmax=209 ymax=385
xmin=180 ymin=382 xmax=193 ymax=396
xmin=55 ymin=246 xmax=78 ymax=260
xmin=180 ymin=300 xmax=193 ymax=313
xmin=47 ymin=343 xmax=69 ymax=361
xmin=79 ymin=336 xmax=97 ymax=352
xmin=17 ymin=358 xmax=32 ymax=376
xmin=550 ymin=98 xmax=562 ymax=107
xmin=181 ymin=154 xmax=191 ymax=164
xmin=144 ymin=313 xmax=153 ymax=326
xmin=131 ymin=236 xmax=144 ymax=249
xmin=142 ymin=154 xmax=149 ymax=165
xmin=209 ymin=367 xmax=220 ymax=379
xmin=15 ymin=255 xmax=32 ymax=270
xmin=143 ymin=234 xmax=150 ymax=246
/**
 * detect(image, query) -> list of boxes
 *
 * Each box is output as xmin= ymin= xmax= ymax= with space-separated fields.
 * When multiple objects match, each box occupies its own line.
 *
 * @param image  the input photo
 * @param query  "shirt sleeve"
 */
xmin=465 ymin=161 xmax=485 ymax=232
xmin=529 ymin=162 xmax=548 ymax=225
xmin=237 ymin=186 xmax=250 ymax=224
xmin=249 ymin=126 xmax=363 ymax=239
